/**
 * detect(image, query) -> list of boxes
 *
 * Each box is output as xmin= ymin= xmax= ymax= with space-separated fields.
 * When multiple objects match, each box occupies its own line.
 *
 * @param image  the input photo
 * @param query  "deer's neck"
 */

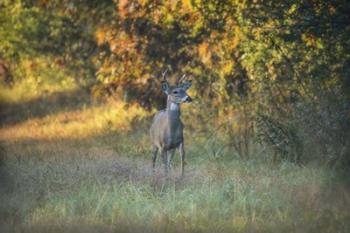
xmin=166 ymin=98 xmax=181 ymax=119
xmin=166 ymin=98 xmax=183 ymax=142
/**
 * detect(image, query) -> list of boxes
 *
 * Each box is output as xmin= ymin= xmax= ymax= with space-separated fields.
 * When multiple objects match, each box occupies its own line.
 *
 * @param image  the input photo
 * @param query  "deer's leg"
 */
xmin=179 ymin=143 xmax=185 ymax=177
xmin=167 ymin=149 xmax=175 ymax=173
xmin=161 ymin=149 xmax=168 ymax=175
xmin=152 ymin=146 xmax=158 ymax=171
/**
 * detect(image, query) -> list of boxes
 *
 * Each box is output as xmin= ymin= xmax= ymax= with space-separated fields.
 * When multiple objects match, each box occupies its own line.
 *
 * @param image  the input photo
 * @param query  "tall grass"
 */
xmin=1 ymin=135 xmax=349 ymax=233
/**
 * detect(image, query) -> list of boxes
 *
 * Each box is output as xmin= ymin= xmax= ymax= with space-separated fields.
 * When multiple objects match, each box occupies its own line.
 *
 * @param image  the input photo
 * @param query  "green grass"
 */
xmin=1 ymin=134 xmax=349 ymax=233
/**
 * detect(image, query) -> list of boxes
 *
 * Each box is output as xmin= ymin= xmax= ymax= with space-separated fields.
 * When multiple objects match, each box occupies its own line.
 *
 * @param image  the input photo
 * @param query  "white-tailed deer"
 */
xmin=150 ymin=70 xmax=192 ymax=176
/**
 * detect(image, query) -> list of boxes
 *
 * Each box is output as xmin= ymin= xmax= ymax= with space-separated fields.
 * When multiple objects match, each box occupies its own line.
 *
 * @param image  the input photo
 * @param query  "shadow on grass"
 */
xmin=2 ymin=218 xmax=346 ymax=233
xmin=1 ymin=222 xmax=205 ymax=233
xmin=0 ymin=87 xmax=92 ymax=126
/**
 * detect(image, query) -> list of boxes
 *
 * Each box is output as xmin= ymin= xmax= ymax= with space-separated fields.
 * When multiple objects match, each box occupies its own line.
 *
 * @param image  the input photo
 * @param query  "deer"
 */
xmin=150 ymin=70 xmax=192 ymax=176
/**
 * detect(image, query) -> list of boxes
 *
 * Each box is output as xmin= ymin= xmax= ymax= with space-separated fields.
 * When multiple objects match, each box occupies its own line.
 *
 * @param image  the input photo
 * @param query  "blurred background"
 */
xmin=0 ymin=1 xmax=349 ymax=232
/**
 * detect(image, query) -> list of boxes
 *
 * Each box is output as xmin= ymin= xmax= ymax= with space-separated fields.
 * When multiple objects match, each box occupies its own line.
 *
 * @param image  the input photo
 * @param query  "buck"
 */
xmin=150 ymin=70 xmax=192 ymax=176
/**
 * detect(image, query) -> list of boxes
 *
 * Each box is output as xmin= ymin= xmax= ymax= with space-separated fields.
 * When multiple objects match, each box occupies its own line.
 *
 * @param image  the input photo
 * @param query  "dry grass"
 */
xmin=0 ymin=100 xmax=150 ymax=141
xmin=0 ymin=86 xmax=349 ymax=233
xmin=1 ymin=134 xmax=350 ymax=233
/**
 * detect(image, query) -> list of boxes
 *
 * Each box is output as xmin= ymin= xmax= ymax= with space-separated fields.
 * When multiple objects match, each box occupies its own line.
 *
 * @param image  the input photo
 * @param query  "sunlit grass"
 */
xmin=0 ymin=80 xmax=75 ymax=105
xmin=0 ymin=101 xmax=151 ymax=141
xmin=0 ymin=57 xmax=78 ymax=105
xmin=0 ymin=70 xmax=151 ymax=141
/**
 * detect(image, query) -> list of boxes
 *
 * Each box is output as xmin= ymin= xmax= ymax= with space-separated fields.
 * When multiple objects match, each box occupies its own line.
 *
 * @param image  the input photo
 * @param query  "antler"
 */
xmin=162 ymin=68 xmax=169 ymax=82
xmin=177 ymin=74 xmax=187 ymax=84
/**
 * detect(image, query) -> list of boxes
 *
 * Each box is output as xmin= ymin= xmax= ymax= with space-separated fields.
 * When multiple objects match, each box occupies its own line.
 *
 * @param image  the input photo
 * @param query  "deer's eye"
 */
xmin=173 ymin=91 xmax=178 ymax=94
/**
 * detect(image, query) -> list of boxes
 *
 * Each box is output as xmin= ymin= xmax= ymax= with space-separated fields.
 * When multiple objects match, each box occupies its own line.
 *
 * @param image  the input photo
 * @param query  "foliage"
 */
xmin=1 ymin=0 xmax=349 ymax=164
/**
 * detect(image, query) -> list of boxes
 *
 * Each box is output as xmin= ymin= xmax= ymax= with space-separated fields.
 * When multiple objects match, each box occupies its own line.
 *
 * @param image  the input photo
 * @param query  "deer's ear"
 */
xmin=181 ymin=80 xmax=192 ymax=90
xmin=161 ymin=81 xmax=169 ymax=94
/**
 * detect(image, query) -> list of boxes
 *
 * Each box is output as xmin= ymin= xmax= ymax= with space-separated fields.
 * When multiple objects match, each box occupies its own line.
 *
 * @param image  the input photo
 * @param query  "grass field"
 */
xmin=0 ymin=87 xmax=349 ymax=233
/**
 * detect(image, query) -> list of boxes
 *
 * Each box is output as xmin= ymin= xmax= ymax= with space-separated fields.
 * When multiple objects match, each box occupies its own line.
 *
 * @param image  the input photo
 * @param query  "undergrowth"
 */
xmin=0 ymin=135 xmax=349 ymax=233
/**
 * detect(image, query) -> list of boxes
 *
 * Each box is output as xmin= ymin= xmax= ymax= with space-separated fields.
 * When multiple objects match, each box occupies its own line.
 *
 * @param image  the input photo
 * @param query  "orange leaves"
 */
xmin=137 ymin=0 xmax=149 ymax=7
xmin=112 ymin=31 xmax=137 ymax=54
xmin=95 ymin=27 xmax=109 ymax=46
xmin=95 ymin=26 xmax=137 ymax=54
xmin=198 ymin=42 xmax=211 ymax=65
xmin=118 ymin=0 xmax=132 ymax=18
xmin=301 ymin=33 xmax=324 ymax=49
xmin=181 ymin=0 xmax=193 ymax=11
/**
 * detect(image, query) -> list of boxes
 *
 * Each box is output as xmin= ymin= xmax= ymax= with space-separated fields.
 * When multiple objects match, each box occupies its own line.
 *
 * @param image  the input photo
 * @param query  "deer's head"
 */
xmin=161 ymin=70 xmax=192 ymax=104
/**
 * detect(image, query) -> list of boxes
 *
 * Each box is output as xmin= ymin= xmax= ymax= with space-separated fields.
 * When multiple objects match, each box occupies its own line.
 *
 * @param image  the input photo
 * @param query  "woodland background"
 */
xmin=0 ymin=1 xmax=349 ymax=232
